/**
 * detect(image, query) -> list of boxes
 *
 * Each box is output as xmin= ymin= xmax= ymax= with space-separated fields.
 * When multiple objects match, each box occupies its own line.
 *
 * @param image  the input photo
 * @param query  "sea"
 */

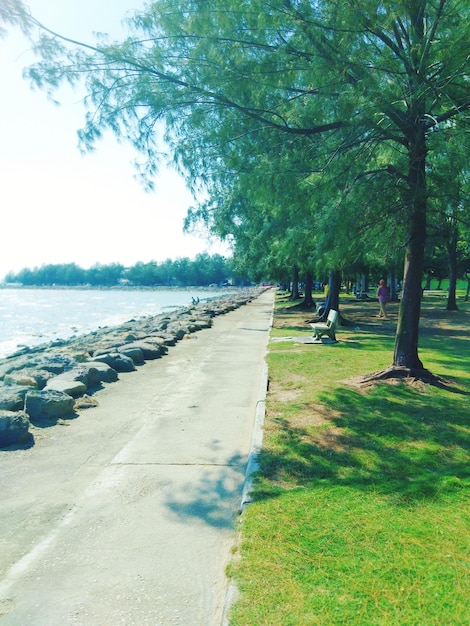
xmin=0 ymin=287 xmax=236 ymax=359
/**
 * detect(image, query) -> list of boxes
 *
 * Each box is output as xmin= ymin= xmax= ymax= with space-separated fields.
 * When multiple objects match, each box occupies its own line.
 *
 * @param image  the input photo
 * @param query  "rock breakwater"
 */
xmin=0 ymin=287 xmax=267 ymax=448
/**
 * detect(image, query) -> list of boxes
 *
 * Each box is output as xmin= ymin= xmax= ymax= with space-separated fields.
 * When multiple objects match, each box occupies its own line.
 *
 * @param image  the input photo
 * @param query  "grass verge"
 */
xmin=228 ymin=292 xmax=470 ymax=625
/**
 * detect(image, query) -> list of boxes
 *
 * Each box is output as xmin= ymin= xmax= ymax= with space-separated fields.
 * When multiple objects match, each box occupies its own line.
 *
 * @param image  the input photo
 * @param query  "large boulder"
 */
xmin=72 ymin=364 xmax=104 ymax=389
xmin=45 ymin=364 xmax=105 ymax=397
xmin=35 ymin=354 xmax=76 ymax=374
xmin=159 ymin=334 xmax=177 ymax=346
xmin=84 ymin=361 xmax=119 ymax=383
xmin=91 ymin=352 xmax=136 ymax=373
xmin=45 ymin=377 xmax=87 ymax=397
xmin=189 ymin=318 xmax=212 ymax=330
xmin=3 ymin=368 xmax=54 ymax=390
xmin=116 ymin=346 xmax=145 ymax=365
xmin=165 ymin=324 xmax=187 ymax=341
xmin=3 ymin=371 xmax=39 ymax=389
xmin=117 ymin=341 xmax=162 ymax=360
xmin=25 ymin=389 xmax=75 ymax=421
xmin=0 ymin=410 xmax=31 ymax=447
xmin=0 ymin=385 xmax=30 ymax=411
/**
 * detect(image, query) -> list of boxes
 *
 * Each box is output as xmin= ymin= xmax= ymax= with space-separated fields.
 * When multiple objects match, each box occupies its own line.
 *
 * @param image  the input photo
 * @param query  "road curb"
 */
xmin=221 ymin=297 xmax=273 ymax=625
xmin=239 ymin=359 xmax=269 ymax=511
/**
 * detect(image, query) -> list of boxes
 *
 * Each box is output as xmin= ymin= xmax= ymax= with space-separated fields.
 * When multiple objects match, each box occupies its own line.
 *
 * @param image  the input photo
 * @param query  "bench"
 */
xmin=311 ymin=309 xmax=339 ymax=342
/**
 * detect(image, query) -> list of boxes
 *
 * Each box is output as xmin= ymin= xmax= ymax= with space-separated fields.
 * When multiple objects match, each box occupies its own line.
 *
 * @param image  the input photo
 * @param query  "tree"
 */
xmin=0 ymin=0 xmax=29 ymax=37
xmin=20 ymin=0 xmax=470 ymax=380
xmin=4 ymin=256 xmax=232 ymax=287
xmin=427 ymin=125 xmax=470 ymax=310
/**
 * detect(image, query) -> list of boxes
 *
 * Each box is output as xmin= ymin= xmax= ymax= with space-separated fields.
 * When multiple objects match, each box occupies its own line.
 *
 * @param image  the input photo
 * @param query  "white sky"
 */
xmin=0 ymin=0 xmax=230 ymax=281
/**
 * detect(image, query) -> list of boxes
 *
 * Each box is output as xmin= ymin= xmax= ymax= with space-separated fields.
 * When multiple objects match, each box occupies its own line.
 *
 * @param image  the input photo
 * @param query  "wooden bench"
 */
xmin=311 ymin=309 xmax=339 ymax=342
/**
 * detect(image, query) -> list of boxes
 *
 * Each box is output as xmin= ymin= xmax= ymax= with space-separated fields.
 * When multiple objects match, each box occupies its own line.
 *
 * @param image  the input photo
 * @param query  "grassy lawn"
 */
xmin=228 ymin=292 xmax=470 ymax=625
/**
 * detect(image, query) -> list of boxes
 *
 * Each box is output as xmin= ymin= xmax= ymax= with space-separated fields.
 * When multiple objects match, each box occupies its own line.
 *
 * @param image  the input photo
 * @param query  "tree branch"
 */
xmin=28 ymin=16 xmax=345 ymax=137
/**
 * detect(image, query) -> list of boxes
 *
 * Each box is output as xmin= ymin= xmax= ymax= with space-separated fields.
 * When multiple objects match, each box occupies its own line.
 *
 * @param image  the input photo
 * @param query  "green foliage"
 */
xmin=16 ymin=0 xmax=470 ymax=366
xmin=3 ymin=254 xmax=235 ymax=287
xmin=0 ymin=0 xmax=30 ymax=37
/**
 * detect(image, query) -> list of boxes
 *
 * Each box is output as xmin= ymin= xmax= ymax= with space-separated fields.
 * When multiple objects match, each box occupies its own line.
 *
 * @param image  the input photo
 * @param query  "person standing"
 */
xmin=376 ymin=279 xmax=390 ymax=318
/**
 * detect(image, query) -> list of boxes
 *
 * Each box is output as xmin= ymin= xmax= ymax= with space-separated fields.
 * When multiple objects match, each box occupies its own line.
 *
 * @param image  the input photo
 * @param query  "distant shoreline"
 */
xmin=0 ymin=284 xmax=240 ymax=292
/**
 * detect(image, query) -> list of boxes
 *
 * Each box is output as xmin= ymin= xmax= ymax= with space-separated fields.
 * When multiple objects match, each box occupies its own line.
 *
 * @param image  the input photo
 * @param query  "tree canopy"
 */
xmin=4 ymin=254 xmax=236 ymax=287
xmin=0 ymin=0 xmax=30 ymax=36
xmin=9 ymin=0 xmax=470 ymax=380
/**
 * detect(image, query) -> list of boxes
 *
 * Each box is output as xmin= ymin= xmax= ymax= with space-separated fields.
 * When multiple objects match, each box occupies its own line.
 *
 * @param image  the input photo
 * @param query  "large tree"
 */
xmin=19 ymin=0 xmax=470 ymax=379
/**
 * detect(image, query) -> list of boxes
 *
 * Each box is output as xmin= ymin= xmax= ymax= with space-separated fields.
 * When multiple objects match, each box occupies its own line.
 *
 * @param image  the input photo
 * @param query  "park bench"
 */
xmin=311 ymin=309 xmax=339 ymax=342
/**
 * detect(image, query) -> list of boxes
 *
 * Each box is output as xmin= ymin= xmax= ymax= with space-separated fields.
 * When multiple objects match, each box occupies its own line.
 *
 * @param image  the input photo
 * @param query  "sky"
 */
xmin=0 ymin=0 xmax=230 ymax=281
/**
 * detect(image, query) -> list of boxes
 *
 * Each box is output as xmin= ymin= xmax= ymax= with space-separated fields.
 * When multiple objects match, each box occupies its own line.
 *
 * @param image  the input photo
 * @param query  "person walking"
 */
xmin=376 ymin=279 xmax=390 ymax=318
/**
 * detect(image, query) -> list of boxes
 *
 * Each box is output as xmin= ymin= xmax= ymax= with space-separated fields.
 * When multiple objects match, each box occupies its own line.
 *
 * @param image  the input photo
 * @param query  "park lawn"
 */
xmin=228 ymin=292 xmax=470 ymax=626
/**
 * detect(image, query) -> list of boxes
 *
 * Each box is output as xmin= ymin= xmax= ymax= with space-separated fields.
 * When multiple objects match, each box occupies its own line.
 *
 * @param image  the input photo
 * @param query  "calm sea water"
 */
xmin=0 ymin=287 xmax=234 ymax=359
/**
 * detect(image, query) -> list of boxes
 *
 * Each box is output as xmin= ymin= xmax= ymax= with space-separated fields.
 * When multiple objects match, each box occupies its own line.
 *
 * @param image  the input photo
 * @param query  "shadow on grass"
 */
xmin=261 ymin=296 xmax=470 ymax=507
xmin=258 ymin=381 xmax=470 ymax=504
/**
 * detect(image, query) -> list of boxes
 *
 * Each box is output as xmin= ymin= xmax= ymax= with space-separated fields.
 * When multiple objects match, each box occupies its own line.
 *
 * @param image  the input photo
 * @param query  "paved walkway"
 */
xmin=0 ymin=290 xmax=274 ymax=625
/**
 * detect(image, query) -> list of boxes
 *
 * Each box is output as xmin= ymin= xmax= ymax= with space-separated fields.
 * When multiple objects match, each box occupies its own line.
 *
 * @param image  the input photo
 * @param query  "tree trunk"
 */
xmin=392 ymin=126 xmax=426 ymax=370
xmin=301 ymin=270 xmax=315 ymax=308
xmin=320 ymin=269 xmax=341 ymax=320
xmin=290 ymin=264 xmax=300 ymax=300
xmin=388 ymin=270 xmax=398 ymax=301
xmin=446 ymin=222 xmax=459 ymax=311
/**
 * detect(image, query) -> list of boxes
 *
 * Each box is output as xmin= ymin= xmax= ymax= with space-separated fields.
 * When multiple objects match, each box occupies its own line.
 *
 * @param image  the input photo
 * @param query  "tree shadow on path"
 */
xmin=163 ymin=451 xmax=248 ymax=529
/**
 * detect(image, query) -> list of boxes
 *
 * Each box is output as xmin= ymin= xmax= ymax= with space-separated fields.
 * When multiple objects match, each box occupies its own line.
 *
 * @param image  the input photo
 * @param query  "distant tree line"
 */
xmin=3 ymin=254 xmax=246 ymax=287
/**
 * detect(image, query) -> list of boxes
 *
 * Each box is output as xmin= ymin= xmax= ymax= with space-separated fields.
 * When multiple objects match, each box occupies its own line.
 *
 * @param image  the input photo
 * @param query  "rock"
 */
xmin=0 ymin=385 xmax=29 ymax=411
xmin=35 ymin=354 xmax=76 ymax=374
xmin=165 ymin=324 xmax=187 ymax=341
xmin=118 ymin=341 xmax=162 ymax=360
xmin=90 ymin=344 xmax=117 ymax=357
xmin=116 ymin=346 xmax=145 ymax=365
xmin=68 ymin=364 xmax=102 ymax=389
xmin=3 ymin=368 xmax=54 ymax=390
xmin=143 ymin=335 xmax=167 ymax=347
xmin=71 ymin=351 xmax=92 ymax=363
xmin=76 ymin=361 xmax=101 ymax=390
xmin=45 ymin=378 xmax=87 ymax=397
xmin=44 ymin=363 xmax=106 ymax=396
xmin=0 ymin=353 xmax=75 ymax=382
xmin=92 ymin=353 xmax=136 ymax=373
xmin=0 ymin=410 xmax=31 ymax=447
xmin=3 ymin=371 xmax=39 ymax=389
xmin=160 ymin=334 xmax=177 ymax=346
xmin=189 ymin=318 xmax=212 ymax=330
xmin=74 ymin=395 xmax=99 ymax=410
xmin=25 ymin=389 xmax=75 ymax=421
xmin=84 ymin=361 xmax=119 ymax=383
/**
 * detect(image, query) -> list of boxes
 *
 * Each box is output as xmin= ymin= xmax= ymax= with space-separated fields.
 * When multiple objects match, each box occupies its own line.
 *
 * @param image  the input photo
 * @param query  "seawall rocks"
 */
xmin=0 ymin=287 xmax=267 ymax=448
xmin=0 ymin=410 xmax=30 ymax=446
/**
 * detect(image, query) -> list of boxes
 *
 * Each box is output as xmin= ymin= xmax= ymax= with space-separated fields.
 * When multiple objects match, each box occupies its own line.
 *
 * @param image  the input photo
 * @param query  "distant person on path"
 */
xmin=376 ymin=279 xmax=390 ymax=318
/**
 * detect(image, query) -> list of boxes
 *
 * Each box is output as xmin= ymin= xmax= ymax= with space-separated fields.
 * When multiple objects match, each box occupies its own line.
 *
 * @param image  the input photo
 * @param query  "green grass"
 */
xmin=228 ymin=294 xmax=470 ymax=625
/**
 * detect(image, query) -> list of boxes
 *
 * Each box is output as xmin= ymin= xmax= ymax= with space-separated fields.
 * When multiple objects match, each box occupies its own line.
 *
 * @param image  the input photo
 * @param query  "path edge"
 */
xmin=221 ymin=294 xmax=273 ymax=625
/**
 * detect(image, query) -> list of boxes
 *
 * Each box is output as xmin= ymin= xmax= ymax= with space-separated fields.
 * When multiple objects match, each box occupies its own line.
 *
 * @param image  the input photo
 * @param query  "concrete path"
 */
xmin=0 ymin=289 xmax=274 ymax=625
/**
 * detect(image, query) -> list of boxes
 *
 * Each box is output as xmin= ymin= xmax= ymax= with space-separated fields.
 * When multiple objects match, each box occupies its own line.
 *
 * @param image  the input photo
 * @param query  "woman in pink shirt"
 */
xmin=376 ymin=279 xmax=390 ymax=318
